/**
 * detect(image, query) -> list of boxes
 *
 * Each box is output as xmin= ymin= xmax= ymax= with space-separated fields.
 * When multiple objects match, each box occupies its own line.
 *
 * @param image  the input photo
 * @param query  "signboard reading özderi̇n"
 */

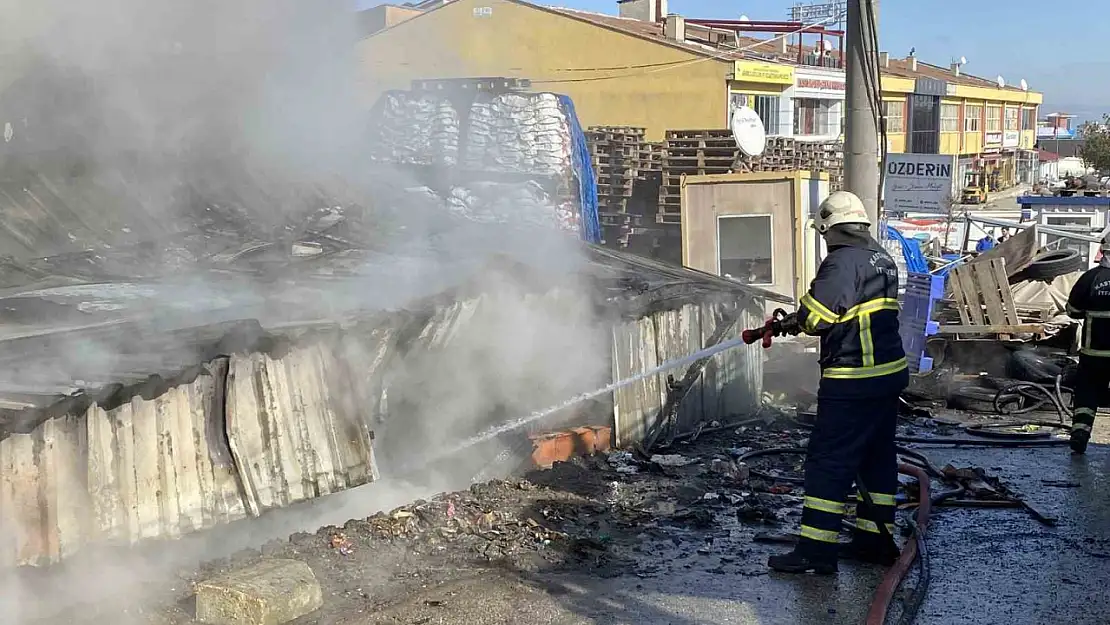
xmin=882 ymin=153 xmax=956 ymax=213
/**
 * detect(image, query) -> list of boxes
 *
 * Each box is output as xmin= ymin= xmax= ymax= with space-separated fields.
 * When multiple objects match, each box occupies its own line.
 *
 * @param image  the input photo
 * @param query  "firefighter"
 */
xmin=766 ymin=191 xmax=910 ymax=574
xmin=1064 ymin=237 xmax=1110 ymax=454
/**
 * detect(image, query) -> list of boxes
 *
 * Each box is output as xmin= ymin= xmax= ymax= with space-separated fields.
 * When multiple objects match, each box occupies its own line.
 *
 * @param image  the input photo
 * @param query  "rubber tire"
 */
xmin=1022 ymin=249 xmax=1085 ymax=280
xmin=1007 ymin=349 xmax=1067 ymax=384
xmin=947 ymin=385 xmax=1022 ymax=413
xmin=976 ymin=376 xmax=1027 ymax=391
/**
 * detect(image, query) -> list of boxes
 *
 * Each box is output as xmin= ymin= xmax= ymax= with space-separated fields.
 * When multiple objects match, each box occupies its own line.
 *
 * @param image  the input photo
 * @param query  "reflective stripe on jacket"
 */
xmin=797 ymin=243 xmax=907 ymax=379
xmin=1066 ymin=265 xmax=1110 ymax=357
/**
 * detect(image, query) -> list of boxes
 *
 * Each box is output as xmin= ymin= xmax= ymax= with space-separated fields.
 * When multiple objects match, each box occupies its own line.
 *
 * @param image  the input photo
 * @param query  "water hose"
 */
xmin=866 ymin=463 xmax=932 ymax=625
xmin=991 ymin=380 xmax=1072 ymax=422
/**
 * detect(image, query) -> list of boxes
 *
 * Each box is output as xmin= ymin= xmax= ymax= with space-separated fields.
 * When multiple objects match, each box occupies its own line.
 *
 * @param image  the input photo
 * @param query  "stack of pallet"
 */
xmin=795 ymin=140 xmax=844 ymax=191
xmin=735 ymin=136 xmax=797 ymax=173
xmin=656 ymin=129 xmax=736 ymax=222
xmin=658 ymin=132 xmax=847 ymax=223
xmin=586 ymin=126 xmax=661 ymax=247
xmin=587 ymin=126 xmax=643 ymax=212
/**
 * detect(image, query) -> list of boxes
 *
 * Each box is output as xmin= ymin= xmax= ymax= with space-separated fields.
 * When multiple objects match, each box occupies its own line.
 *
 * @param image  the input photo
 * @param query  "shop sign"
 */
xmin=882 ymin=152 xmax=956 ymax=213
xmin=914 ymin=78 xmax=947 ymax=97
xmin=795 ymin=77 xmax=845 ymax=93
xmin=734 ymin=61 xmax=794 ymax=85
xmin=1003 ymin=130 xmax=1020 ymax=148
xmin=985 ymin=132 xmax=1003 ymax=146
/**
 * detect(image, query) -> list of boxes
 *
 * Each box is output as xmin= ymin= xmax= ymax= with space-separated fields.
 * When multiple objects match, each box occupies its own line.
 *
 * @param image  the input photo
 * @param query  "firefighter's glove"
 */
xmin=775 ymin=313 xmax=801 ymax=336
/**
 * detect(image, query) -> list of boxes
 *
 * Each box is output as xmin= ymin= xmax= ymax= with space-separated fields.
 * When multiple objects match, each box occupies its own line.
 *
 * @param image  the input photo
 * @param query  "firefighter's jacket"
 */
xmin=1066 ymin=263 xmax=1110 ymax=357
xmin=797 ymin=242 xmax=907 ymax=379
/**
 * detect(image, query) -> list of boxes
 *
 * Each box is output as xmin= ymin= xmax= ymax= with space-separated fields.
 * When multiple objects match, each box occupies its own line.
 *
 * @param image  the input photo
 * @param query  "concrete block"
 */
xmin=195 ymin=558 xmax=324 ymax=625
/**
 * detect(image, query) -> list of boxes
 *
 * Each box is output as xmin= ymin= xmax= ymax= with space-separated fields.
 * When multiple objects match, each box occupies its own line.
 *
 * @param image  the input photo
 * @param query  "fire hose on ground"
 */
xmin=741 ymin=312 xmax=1075 ymax=448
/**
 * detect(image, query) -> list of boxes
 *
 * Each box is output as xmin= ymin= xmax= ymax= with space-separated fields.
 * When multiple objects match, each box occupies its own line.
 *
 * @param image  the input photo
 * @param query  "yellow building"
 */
xmin=878 ymin=54 xmax=1043 ymax=189
xmin=358 ymin=0 xmax=805 ymax=140
xmin=359 ymin=0 xmax=1044 ymax=188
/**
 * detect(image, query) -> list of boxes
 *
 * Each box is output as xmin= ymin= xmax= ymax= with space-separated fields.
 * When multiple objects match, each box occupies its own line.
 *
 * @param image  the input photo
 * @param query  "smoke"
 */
xmin=0 ymin=0 xmax=613 ymax=621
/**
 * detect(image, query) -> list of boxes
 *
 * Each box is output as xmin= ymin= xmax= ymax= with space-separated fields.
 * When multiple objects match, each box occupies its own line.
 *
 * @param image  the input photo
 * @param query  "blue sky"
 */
xmin=359 ymin=0 xmax=1100 ymax=118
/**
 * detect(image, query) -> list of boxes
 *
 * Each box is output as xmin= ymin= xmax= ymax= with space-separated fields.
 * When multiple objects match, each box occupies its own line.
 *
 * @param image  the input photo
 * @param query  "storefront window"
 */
xmin=986 ymin=105 xmax=1002 ymax=132
xmin=718 ymin=215 xmax=773 ymax=285
xmin=793 ymin=98 xmax=838 ymax=136
xmin=964 ymin=105 xmax=982 ymax=132
xmin=1005 ymin=107 xmax=1020 ymax=132
xmin=884 ymin=100 xmax=904 ymax=132
xmin=730 ymin=93 xmax=781 ymax=135
xmin=940 ymin=104 xmax=960 ymax=132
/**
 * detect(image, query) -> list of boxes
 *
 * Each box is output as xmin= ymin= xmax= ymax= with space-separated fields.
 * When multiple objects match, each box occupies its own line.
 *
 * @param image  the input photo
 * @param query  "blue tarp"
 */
xmin=885 ymin=225 xmax=929 ymax=275
xmin=556 ymin=95 xmax=601 ymax=244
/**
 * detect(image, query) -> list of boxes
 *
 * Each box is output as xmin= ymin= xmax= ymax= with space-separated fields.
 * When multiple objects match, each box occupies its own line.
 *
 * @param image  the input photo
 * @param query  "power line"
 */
xmin=533 ymin=11 xmax=845 ymax=85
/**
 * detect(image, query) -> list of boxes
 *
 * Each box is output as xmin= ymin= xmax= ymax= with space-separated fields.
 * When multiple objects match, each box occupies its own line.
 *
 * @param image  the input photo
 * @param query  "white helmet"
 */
xmin=814 ymin=191 xmax=871 ymax=234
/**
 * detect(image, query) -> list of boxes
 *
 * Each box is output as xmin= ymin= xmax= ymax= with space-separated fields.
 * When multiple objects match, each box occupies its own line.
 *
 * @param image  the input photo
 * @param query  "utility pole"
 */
xmin=844 ymin=0 xmax=881 ymax=237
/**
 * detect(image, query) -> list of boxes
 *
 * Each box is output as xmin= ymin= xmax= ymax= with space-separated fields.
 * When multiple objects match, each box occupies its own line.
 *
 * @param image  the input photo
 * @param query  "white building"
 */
xmin=783 ymin=66 xmax=845 ymax=141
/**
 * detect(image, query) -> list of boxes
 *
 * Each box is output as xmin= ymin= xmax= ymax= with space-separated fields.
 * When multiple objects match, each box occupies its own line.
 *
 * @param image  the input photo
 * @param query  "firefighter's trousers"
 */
xmin=1073 ymin=354 xmax=1110 ymax=436
xmin=796 ymin=369 xmax=909 ymax=560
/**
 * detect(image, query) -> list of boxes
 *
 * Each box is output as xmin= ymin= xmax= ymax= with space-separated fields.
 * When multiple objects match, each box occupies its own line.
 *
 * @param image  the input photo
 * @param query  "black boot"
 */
xmin=1071 ymin=428 xmax=1090 ymax=454
xmin=767 ymin=549 xmax=838 ymax=574
xmin=840 ymin=538 xmax=900 ymax=566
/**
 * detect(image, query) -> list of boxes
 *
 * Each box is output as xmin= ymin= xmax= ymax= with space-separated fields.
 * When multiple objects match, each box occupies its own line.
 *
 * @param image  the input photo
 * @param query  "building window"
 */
xmin=794 ymin=98 xmax=838 ymax=136
xmin=909 ymin=94 xmax=939 ymax=154
xmin=718 ymin=215 xmax=773 ymax=285
xmin=1005 ymin=107 xmax=1020 ymax=132
xmin=940 ymin=104 xmax=960 ymax=132
xmin=1021 ymin=107 xmax=1036 ymax=131
xmin=730 ymin=93 xmax=782 ymax=135
xmin=884 ymin=100 xmax=905 ymax=133
xmin=965 ymin=104 xmax=982 ymax=132
xmin=986 ymin=105 xmax=1002 ymax=132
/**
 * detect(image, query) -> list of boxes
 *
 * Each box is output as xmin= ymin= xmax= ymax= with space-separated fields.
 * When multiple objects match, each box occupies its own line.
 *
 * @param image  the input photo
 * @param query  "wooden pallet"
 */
xmin=946 ymin=258 xmax=1026 ymax=339
xmin=665 ymin=129 xmax=733 ymax=141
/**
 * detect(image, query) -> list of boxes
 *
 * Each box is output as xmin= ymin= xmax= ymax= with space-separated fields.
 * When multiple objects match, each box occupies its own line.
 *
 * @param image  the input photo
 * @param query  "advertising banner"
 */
xmin=882 ymin=153 xmax=957 ymax=213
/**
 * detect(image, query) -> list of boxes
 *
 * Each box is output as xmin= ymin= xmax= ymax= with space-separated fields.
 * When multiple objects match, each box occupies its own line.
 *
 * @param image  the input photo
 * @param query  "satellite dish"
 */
xmin=996 ymin=75 xmax=1006 ymax=88
xmin=1020 ymin=78 xmax=1029 ymax=91
xmin=959 ymin=56 xmax=967 ymax=65
xmin=730 ymin=106 xmax=767 ymax=157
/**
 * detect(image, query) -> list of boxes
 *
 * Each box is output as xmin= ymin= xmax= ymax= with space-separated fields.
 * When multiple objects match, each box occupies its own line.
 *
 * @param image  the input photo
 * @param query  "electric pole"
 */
xmin=844 ymin=0 xmax=881 ymax=237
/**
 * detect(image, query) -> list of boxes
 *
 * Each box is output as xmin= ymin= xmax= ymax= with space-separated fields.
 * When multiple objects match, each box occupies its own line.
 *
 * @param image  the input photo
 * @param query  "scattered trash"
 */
xmin=650 ymin=454 xmax=698 ymax=468
xmin=607 ymin=451 xmax=639 ymax=474
xmin=329 ymin=532 xmax=355 ymax=556
xmin=706 ymin=458 xmax=749 ymax=482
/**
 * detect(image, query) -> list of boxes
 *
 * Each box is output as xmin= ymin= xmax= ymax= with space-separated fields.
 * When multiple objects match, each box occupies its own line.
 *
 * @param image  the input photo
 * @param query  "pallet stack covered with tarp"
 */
xmin=367 ymin=79 xmax=601 ymax=242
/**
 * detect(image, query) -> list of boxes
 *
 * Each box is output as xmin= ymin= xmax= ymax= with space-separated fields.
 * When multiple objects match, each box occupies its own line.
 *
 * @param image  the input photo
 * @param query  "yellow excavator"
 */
xmin=961 ymin=171 xmax=989 ymax=204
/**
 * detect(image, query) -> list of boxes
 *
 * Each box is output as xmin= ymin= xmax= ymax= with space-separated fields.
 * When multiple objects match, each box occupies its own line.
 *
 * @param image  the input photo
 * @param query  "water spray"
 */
xmin=399 ymin=334 xmax=753 ymax=475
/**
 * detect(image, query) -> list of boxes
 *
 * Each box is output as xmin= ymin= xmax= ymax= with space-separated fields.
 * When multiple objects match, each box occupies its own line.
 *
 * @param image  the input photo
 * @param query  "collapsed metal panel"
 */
xmin=226 ymin=341 xmax=378 ymax=516
xmin=85 ymin=359 xmax=247 ymax=545
xmin=612 ymin=296 xmax=764 ymax=448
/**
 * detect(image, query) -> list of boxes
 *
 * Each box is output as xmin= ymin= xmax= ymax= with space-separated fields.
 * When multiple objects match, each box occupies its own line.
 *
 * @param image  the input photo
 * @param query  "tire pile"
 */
xmin=1011 ymin=249 xmax=1086 ymax=282
xmin=945 ymin=348 xmax=1080 ymax=414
